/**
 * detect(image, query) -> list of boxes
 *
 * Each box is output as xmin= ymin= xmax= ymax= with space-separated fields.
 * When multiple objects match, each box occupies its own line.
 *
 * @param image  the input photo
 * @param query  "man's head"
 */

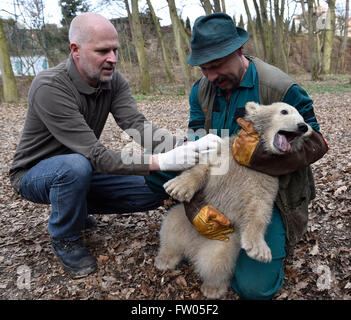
xmin=187 ymin=13 xmax=249 ymax=92
xmin=199 ymin=48 xmax=248 ymax=92
xmin=69 ymin=13 xmax=119 ymax=87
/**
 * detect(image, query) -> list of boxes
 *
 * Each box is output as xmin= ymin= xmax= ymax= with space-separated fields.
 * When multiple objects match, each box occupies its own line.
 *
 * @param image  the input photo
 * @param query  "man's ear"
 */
xmin=70 ymin=42 xmax=79 ymax=59
xmin=237 ymin=46 xmax=244 ymax=56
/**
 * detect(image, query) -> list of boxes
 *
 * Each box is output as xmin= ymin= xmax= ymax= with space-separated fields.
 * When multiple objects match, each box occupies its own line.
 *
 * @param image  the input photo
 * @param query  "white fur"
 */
xmin=155 ymin=102 xmax=312 ymax=299
xmin=245 ymin=102 xmax=312 ymax=154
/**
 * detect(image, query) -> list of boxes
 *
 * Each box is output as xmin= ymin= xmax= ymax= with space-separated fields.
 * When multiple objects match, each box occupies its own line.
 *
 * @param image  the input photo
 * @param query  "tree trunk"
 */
xmin=130 ymin=0 xmax=150 ymax=94
xmin=254 ymin=0 xmax=274 ymax=63
xmin=146 ymin=0 xmax=175 ymax=83
xmin=282 ymin=0 xmax=291 ymax=62
xmin=307 ymin=0 xmax=320 ymax=80
xmin=259 ymin=0 xmax=274 ymax=63
xmin=200 ymin=0 xmax=212 ymax=15
xmin=321 ymin=0 xmax=335 ymax=74
xmin=274 ymin=0 xmax=288 ymax=72
xmin=244 ymin=0 xmax=263 ymax=58
xmin=253 ymin=0 xmax=266 ymax=58
xmin=213 ymin=0 xmax=221 ymax=12
xmin=260 ymin=0 xmax=274 ymax=63
xmin=0 ymin=19 xmax=19 ymax=103
xmin=339 ymin=0 xmax=349 ymax=72
xmin=221 ymin=0 xmax=226 ymax=13
xmin=167 ymin=0 xmax=191 ymax=95
xmin=179 ymin=17 xmax=191 ymax=51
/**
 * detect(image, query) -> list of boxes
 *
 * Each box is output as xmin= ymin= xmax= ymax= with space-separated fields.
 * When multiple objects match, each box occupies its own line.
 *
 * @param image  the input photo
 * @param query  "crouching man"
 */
xmin=9 ymin=13 xmax=221 ymax=278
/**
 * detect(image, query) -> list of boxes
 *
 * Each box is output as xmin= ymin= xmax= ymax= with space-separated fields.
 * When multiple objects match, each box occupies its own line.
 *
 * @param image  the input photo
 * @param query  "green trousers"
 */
xmin=145 ymin=172 xmax=286 ymax=300
xmin=231 ymin=205 xmax=286 ymax=300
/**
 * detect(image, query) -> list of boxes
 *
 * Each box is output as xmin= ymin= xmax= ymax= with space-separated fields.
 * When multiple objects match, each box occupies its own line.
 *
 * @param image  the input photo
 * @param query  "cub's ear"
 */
xmin=245 ymin=101 xmax=260 ymax=115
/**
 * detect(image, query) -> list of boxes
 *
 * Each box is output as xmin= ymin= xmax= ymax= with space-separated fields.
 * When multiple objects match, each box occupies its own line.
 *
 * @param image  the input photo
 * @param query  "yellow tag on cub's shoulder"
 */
xmin=192 ymin=204 xmax=234 ymax=242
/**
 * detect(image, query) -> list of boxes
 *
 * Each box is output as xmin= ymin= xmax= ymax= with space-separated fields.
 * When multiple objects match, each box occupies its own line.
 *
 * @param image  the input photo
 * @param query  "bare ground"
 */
xmin=0 ymin=91 xmax=350 ymax=300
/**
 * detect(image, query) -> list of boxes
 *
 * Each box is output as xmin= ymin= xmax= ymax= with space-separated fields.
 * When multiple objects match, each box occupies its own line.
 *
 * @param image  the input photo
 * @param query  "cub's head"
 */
xmin=244 ymin=101 xmax=312 ymax=154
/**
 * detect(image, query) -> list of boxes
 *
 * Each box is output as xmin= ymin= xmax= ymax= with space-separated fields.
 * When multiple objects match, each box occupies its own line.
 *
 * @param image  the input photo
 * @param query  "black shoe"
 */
xmin=85 ymin=215 xmax=97 ymax=230
xmin=51 ymin=237 xmax=97 ymax=278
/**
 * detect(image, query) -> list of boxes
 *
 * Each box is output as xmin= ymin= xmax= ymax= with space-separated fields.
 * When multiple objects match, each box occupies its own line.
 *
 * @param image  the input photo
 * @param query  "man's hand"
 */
xmin=150 ymin=134 xmax=223 ymax=171
xmin=189 ymin=133 xmax=223 ymax=152
xmin=153 ymin=143 xmax=199 ymax=171
xmin=192 ymin=205 xmax=234 ymax=242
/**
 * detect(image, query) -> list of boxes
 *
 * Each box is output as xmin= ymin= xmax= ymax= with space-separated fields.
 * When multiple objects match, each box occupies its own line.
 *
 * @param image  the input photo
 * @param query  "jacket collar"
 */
xmin=239 ymin=61 xmax=255 ymax=88
xmin=66 ymin=54 xmax=111 ymax=95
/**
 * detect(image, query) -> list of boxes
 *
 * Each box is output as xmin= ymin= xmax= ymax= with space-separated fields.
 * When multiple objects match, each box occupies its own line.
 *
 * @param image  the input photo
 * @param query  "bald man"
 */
xmin=9 ymin=13 xmax=220 ymax=277
xmin=69 ymin=13 xmax=119 ymax=87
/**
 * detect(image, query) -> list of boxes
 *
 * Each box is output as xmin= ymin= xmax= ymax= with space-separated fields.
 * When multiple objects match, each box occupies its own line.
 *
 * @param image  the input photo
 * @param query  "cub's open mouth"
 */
xmin=274 ymin=130 xmax=302 ymax=152
xmin=278 ymin=130 xmax=302 ymax=142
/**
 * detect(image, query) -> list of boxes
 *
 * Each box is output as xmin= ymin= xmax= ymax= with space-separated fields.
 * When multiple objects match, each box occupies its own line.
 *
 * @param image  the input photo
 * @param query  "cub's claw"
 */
xmin=241 ymin=236 xmax=272 ymax=263
xmin=164 ymin=177 xmax=196 ymax=202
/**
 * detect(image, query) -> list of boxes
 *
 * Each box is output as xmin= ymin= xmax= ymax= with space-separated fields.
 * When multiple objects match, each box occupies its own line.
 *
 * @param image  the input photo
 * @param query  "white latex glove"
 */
xmin=157 ymin=143 xmax=199 ymax=171
xmin=189 ymin=133 xmax=223 ymax=153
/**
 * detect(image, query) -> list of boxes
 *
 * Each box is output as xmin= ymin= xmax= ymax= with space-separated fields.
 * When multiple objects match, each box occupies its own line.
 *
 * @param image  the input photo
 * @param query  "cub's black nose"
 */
xmin=297 ymin=123 xmax=308 ymax=133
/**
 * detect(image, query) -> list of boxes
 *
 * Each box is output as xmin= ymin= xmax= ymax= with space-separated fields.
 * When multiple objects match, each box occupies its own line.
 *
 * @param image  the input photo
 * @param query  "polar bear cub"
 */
xmin=155 ymin=102 xmax=313 ymax=299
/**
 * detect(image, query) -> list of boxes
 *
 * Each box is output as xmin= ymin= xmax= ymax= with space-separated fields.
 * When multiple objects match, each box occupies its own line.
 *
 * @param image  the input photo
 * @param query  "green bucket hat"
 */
xmin=187 ymin=13 xmax=249 ymax=66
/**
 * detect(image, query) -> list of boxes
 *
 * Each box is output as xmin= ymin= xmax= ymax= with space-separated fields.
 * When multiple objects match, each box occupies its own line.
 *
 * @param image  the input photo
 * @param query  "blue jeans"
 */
xmin=19 ymin=154 xmax=165 ymax=240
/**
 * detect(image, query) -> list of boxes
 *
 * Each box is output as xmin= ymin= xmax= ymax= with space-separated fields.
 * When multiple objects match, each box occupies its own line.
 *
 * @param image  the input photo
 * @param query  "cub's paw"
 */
xmin=201 ymin=283 xmax=227 ymax=299
xmin=163 ymin=178 xmax=196 ymax=202
xmin=154 ymin=253 xmax=181 ymax=271
xmin=241 ymin=237 xmax=272 ymax=263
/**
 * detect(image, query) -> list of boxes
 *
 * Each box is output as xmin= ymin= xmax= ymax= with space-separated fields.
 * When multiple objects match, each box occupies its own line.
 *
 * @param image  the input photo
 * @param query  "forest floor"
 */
xmin=0 ymin=85 xmax=350 ymax=301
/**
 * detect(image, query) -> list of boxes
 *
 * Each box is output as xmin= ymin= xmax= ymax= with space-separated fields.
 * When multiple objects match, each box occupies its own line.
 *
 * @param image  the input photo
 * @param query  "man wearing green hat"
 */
xmin=185 ymin=13 xmax=328 ymax=299
xmin=146 ymin=12 xmax=327 ymax=299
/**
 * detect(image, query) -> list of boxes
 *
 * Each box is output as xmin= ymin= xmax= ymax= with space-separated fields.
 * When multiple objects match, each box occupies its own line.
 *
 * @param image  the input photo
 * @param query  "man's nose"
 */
xmin=206 ymin=69 xmax=218 ymax=83
xmin=107 ymin=50 xmax=117 ymax=64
